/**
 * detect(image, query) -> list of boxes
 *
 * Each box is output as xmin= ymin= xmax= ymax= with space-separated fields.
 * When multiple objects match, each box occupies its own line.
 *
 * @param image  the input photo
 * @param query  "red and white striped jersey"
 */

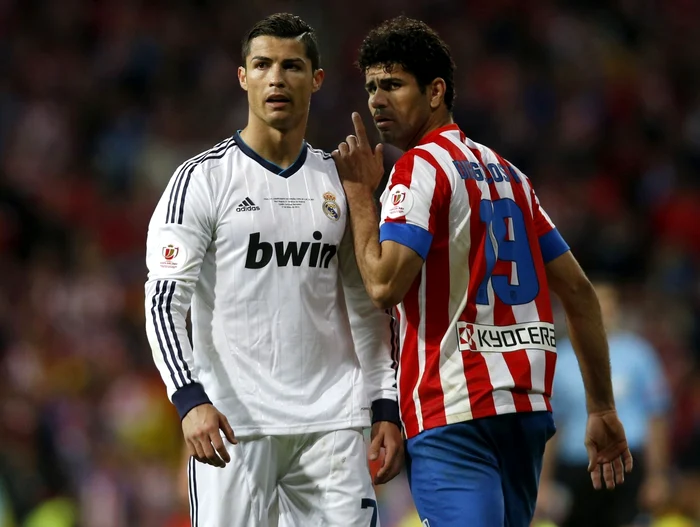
xmin=379 ymin=124 xmax=570 ymax=439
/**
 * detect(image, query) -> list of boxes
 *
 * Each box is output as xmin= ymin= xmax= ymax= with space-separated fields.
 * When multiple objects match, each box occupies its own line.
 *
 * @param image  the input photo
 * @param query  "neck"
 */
xmin=404 ymin=111 xmax=453 ymax=151
xmin=239 ymin=115 xmax=307 ymax=169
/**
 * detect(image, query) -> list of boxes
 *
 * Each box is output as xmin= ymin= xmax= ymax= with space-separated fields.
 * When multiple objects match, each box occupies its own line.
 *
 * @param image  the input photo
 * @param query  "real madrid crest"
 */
xmin=322 ymin=191 xmax=340 ymax=221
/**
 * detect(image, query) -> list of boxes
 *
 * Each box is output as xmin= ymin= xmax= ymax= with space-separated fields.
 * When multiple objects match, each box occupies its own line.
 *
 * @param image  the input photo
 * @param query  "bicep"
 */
xmin=146 ymin=165 xmax=213 ymax=283
xmin=381 ymin=240 xmax=424 ymax=276
xmin=378 ymin=239 xmax=424 ymax=295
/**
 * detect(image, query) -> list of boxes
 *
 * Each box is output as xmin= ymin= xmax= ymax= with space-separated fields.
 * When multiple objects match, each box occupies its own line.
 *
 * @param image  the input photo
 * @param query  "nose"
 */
xmin=369 ymin=90 xmax=387 ymax=109
xmin=268 ymin=64 xmax=285 ymax=87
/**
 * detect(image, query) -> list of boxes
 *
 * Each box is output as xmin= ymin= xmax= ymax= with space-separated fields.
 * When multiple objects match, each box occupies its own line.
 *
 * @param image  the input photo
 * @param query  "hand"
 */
xmin=368 ymin=421 xmax=404 ymax=485
xmin=584 ymin=410 xmax=634 ymax=490
xmin=182 ymin=403 xmax=237 ymax=468
xmin=332 ymin=112 xmax=385 ymax=193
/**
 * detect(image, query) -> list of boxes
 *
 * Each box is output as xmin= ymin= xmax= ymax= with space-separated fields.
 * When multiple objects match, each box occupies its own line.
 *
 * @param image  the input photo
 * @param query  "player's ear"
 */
xmin=312 ymin=68 xmax=325 ymax=93
xmin=429 ymin=78 xmax=446 ymax=110
xmin=238 ymin=65 xmax=248 ymax=91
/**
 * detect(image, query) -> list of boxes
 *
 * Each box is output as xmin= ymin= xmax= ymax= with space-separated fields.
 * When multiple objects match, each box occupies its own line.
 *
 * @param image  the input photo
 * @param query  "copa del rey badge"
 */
xmin=385 ymin=184 xmax=414 ymax=219
xmin=159 ymin=242 xmax=186 ymax=271
xmin=162 ymin=245 xmax=179 ymax=260
xmin=322 ymin=191 xmax=341 ymax=221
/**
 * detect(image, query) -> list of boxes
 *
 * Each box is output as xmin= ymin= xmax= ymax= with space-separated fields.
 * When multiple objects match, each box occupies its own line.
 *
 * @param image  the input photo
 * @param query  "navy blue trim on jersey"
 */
xmin=193 ymin=456 xmax=199 ymax=527
xmin=371 ymin=398 xmax=401 ymax=427
xmin=167 ymin=137 xmax=228 ymax=223
xmin=539 ymin=228 xmax=569 ymax=264
xmin=387 ymin=308 xmax=399 ymax=390
xmin=307 ymin=144 xmax=333 ymax=160
xmin=151 ymin=281 xmax=179 ymax=388
xmin=234 ymin=131 xmax=308 ymax=178
xmin=173 ymin=382 xmax=212 ymax=420
xmin=165 ymin=281 xmax=193 ymax=384
xmin=193 ymin=457 xmax=199 ymax=527
xmin=150 ymin=280 xmax=195 ymax=389
xmin=380 ymin=223 xmax=433 ymax=260
xmin=188 ymin=456 xmax=199 ymax=527
xmin=157 ymin=281 xmax=189 ymax=387
xmin=166 ymin=136 xmax=237 ymax=224
xmin=188 ymin=457 xmax=195 ymax=527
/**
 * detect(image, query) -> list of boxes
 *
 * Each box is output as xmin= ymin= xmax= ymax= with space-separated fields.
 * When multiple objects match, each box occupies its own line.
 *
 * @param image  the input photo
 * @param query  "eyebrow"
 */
xmin=365 ymin=77 xmax=402 ymax=90
xmin=250 ymin=56 xmax=306 ymax=64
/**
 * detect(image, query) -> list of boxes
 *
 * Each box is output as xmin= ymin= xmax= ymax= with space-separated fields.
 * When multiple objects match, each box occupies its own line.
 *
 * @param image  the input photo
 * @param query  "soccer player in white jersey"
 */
xmin=144 ymin=13 xmax=402 ymax=527
xmin=332 ymin=16 xmax=633 ymax=527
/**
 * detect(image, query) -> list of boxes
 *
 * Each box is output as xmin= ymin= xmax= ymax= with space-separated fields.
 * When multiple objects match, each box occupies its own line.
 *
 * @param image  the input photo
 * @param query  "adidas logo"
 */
xmin=236 ymin=197 xmax=260 ymax=212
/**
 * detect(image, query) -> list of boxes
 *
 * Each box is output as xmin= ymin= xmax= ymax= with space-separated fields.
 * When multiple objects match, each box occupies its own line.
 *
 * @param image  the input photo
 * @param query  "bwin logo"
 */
xmin=245 ymin=231 xmax=338 ymax=269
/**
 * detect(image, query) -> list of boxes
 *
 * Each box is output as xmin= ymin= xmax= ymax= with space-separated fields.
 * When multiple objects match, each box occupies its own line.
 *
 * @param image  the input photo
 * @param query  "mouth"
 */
xmin=266 ymin=94 xmax=291 ymax=108
xmin=374 ymin=116 xmax=393 ymax=130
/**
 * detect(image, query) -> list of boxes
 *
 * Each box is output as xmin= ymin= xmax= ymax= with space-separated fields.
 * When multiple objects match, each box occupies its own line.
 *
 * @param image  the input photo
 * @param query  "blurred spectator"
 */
xmin=538 ymin=282 xmax=672 ymax=527
xmin=0 ymin=0 xmax=698 ymax=526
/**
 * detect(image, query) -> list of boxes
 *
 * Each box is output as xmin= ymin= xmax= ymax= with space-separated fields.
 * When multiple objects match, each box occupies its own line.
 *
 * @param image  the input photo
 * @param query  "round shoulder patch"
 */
xmin=150 ymin=237 xmax=189 ymax=274
xmin=383 ymin=184 xmax=414 ymax=219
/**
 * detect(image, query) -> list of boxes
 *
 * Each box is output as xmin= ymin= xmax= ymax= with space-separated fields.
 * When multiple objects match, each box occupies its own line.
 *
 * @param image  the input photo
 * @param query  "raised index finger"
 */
xmin=351 ymin=112 xmax=368 ymax=147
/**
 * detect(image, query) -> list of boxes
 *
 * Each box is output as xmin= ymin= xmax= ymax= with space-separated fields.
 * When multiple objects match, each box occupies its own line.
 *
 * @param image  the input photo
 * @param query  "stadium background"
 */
xmin=1 ymin=0 xmax=699 ymax=525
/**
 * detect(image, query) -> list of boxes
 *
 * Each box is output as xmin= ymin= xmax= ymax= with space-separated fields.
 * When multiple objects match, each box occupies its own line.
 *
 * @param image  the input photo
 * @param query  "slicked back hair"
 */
xmin=241 ymin=13 xmax=321 ymax=71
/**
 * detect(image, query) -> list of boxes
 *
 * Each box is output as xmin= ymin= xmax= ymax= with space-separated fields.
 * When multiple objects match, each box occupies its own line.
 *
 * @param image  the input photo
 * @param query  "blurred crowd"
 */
xmin=1 ymin=0 xmax=699 ymax=526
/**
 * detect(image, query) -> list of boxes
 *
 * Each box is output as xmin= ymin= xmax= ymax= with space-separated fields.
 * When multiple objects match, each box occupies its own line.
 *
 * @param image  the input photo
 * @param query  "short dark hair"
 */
xmin=357 ymin=16 xmax=455 ymax=111
xmin=241 ymin=13 xmax=321 ymax=71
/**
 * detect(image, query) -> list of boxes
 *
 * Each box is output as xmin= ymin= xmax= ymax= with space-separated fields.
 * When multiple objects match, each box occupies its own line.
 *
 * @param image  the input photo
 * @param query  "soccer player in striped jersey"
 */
xmin=332 ymin=16 xmax=634 ymax=527
xmin=144 ymin=14 xmax=402 ymax=527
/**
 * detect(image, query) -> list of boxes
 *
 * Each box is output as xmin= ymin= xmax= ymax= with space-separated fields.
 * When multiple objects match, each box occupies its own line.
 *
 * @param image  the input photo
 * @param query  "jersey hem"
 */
xmin=224 ymin=416 xmax=372 ymax=438
xmin=404 ymin=401 xmax=552 ymax=439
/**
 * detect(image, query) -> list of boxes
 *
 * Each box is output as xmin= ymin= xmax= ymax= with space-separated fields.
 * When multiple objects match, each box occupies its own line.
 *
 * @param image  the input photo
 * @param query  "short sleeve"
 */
xmin=379 ymin=151 xmax=450 ymax=260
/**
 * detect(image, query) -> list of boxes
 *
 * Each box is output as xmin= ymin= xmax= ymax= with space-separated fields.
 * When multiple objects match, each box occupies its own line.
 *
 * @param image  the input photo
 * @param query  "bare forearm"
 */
xmin=645 ymin=416 xmax=669 ymax=475
xmin=546 ymin=253 xmax=616 ymax=413
xmin=344 ymin=186 xmax=388 ymax=292
xmin=342 ymin=183 xmax=425 ymax=308
xmin=561 ymin=284 xmax=615 ymax=413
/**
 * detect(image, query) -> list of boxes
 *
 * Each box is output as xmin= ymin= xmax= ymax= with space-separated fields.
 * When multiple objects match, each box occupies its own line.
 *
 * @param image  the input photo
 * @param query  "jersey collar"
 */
xmin=234 ymin=131 xmax=308 ymax=178
xmin=416 ymin=123 xmax=462 ymax=146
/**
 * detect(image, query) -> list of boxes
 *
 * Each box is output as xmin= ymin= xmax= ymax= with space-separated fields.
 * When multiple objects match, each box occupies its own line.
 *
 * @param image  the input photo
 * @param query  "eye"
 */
xmin=255 ymin=62 xmax=267 ymax=69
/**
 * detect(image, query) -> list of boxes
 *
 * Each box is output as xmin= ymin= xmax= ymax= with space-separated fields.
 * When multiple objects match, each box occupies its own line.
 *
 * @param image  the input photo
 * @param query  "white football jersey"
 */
xmin=144 ymin=133 xmax=398 ymax=436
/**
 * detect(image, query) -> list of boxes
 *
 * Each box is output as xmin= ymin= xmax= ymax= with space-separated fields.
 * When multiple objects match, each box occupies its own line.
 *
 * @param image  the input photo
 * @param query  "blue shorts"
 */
xmin=406 ymin=411 xmax=556 ymax=527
